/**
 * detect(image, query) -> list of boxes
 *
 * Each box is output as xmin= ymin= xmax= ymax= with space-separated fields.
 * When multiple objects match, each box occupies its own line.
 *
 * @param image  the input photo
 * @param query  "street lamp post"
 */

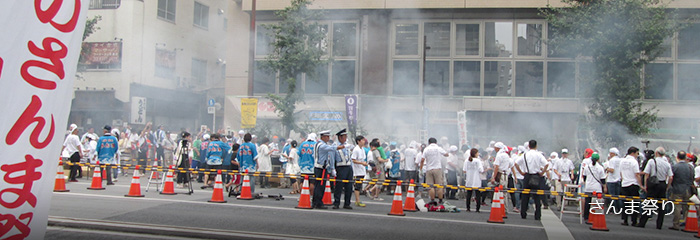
xmin=421 ymin=35 xmax=430 ymax=141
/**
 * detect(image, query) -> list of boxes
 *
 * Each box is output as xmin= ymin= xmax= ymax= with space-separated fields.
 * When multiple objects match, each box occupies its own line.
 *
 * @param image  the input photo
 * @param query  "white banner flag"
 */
xmin=131 ymin=96 xmax=147 ymax=124
xmin=457 ymin=111 xmax=468 ymax=149
xmin=0 ymin=1 xmax=88 ymax=239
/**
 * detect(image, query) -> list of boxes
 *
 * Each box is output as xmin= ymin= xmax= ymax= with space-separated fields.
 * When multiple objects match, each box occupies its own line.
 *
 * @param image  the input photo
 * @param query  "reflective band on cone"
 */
xmin=237 ymin=169 xmax=254 ymax=200
xmin=208 ymin=170 xmax=227 ymax=203
xmin=125 ymin=166 xmax=145 ymax=197
xmin=404 ymin=179 xmax=417 ymax=212
xmin=685 ymin=207 xmax=699 ymax=233
xmin=487 ymin=188 xmax=504 ymax=224
xmin=160 ymin=166 xmax=177 ymax=195
xmin=88 ymin=161 xmax=105 ymax=190
xmin=323 ymin=179 xmax=333 ymax=206
xmin=54 ymin=160 xmax=69 ymax=192
xmin=296 ymin=175 xmax=312 ymax=209
xmin=388 ymin=181 xmax=405 ymax=216
xmin=499 ymin=186 xmax=507 ymax=219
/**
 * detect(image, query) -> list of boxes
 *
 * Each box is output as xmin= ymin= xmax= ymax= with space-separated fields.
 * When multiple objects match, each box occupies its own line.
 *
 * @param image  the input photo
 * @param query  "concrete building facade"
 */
xmin=224 ymin=0 xmax=700 ymax=152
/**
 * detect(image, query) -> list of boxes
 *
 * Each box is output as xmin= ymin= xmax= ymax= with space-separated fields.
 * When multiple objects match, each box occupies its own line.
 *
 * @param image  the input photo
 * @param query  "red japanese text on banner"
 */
xmin=0 ymin=1 xmax=88 ymax=239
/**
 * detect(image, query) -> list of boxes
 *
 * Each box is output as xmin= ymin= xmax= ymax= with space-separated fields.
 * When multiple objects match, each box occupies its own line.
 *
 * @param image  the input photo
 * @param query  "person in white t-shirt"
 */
xmin=553 ymin=148 xmax=574 ymax=207
xmin=605 ymin=147 xmax=623 ymax=212
xmin=419 ymin=138 xmax=449 ymax=204
xmin=619 ymin=147 xmax=642 ymax=226
xmin=582 ymin=152 xmax=606 ymax=222
xmin=511 ymin=146 xmax=526 ymax=213
xmin=351 ymin=136 xmax=368 ymax=207
xmin=403 ymin=141 xmax=419 ymax=185
xmin=63 ymin=124 xmax=83 ymax=182
xmin=514 ymin=140 xmax=549 ymax=220
xmin=463 ymin=148 xmax=484 ymax=212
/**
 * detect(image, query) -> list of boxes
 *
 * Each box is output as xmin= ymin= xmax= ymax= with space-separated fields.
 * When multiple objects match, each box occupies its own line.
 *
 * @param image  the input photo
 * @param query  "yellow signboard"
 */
xmin=241 ymin=98 xmax=258 ymax=129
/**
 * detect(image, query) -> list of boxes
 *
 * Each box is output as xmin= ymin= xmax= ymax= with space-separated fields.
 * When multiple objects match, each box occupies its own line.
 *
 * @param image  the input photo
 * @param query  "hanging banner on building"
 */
xmin=345 ymin=95 xmax=357 ymax=135
xmin=0 ymin=1 xmax=89 ymax=239
xmin=78 ymin=42 xmax=122 ymax=70
xmin=131 ymin=97 xmax=147 ymax=124
xmin=241 ymin=98 xmax=258 ymax=128
xmin=457 ymin=111 xmax=468 ymax=149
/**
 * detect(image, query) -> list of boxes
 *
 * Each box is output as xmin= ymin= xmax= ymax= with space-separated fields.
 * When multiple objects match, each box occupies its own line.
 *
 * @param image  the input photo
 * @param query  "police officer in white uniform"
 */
xmin=332 ymin=129 xmax=354 ymax=209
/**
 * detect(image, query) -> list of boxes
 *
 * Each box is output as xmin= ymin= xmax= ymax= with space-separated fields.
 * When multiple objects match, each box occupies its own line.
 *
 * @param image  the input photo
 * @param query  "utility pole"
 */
xmin=421 ymin=35 xmax=430 ymax=141
xmin=247 ymin=0 xmax=256 ymax=96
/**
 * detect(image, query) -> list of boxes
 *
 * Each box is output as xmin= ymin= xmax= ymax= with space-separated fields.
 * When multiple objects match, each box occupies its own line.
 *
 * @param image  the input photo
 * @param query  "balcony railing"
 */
xmin=89 ymin=0 xmax=121 ymax=9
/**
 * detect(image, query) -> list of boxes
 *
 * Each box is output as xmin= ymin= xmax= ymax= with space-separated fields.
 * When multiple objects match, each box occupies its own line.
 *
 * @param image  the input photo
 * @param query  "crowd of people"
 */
xmin=62 ymin=123 xmax=700 ymax=227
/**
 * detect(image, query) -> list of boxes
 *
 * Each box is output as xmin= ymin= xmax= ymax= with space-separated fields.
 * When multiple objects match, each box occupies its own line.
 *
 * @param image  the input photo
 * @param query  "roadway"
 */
xmin=46 ymin=174 xmax=693 ymax=239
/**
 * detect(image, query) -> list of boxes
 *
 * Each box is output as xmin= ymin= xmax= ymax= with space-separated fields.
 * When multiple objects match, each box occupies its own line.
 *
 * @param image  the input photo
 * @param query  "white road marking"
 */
xmin=54 ymin=192 xmax=543 ymax=230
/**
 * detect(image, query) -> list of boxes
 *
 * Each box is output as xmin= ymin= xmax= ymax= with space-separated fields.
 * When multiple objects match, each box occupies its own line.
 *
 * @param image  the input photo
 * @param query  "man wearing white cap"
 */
xmin=63 ymin=124 xmax=83 ymax=182
xmin=491 ymin=142 xmax=513 ymax=211
xmin=299 ymin=133 xmax=318 ymax=194
xmin=605 ymin=147 xmax=623 ymax=212
xmin=553 ymin=148 xmax=574 ymax=207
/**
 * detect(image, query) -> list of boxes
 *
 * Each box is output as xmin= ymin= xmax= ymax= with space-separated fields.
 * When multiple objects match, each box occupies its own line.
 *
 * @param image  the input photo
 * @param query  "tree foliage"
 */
xmin=77 ymin=15 xmax=102 ymax=75
xmin=261 ymin=0 xmax=327 ymax=136
xmin=542 ymin=0 xmax=680 ymax=146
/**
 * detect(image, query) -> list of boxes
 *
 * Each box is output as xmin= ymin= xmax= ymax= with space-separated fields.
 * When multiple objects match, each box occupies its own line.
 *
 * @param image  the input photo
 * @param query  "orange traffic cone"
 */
xmin=499 ymin=186 xmax=507 ymax=219
xmin=404 ymin=179 xmax=417 ymax=212
xmin=487 ymin=187 xmax=504 ymax=224
xmin=161 ymin=166 xmax=176 ymax=195
xmin=388 ymin=180 xmax=405 ymax=216
xmin=684 ymin=206 xmax=699 ymax=233
xmin=590 ymin=193 xmax=609 ymax=231
xmin=102 ymin=164 xmax=107 ymax=180
xmin=125 ymin=165 xmax=145 ymax=197
xmin=208 ymin=170 xmax=227 ymax=203
xmin=586 ymin=191 xmax=598 ymax=225
xmin=87 ymin=161 xmax=105 ymax=190
xmin=237 ymin=169 xmax=254 ymax=200
xmin=296 ymin=175 xmax=312 ymax=209
xmin=54 ymin=160 xmax=69 ymax=192
xmin=322 ymin=178 xmax=333 ymax=206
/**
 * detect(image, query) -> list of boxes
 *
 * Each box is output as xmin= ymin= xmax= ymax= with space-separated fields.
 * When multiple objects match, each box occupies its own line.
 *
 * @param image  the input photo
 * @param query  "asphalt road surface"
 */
xmin=46 ymin=174 xmax=694 ymax=240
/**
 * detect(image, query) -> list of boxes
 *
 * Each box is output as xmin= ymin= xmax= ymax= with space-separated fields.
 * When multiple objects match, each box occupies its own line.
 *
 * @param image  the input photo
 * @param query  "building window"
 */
xmin=546 ymin=62 xmax=575 ymax=98
xmin=455 ymin=24 xmax=479 ymax=56
xmin=393 ymin=61 xmax=420 ymax=95
xmin=331 ymin=61 xmax=356 ymax=94
xmin=332 ymin=23 xmax=357 ymax=57
xmin=193 ymin=2 xmax=209 ymax=29
xmin=644 ymin=63 xmax=673 ymax=100
xmin=517 ymin=23 xmax=542 ymax=56
xmin=395 ymin=23 xmax=419 ymax=56
xmin=191 ymin=58 xmax=207 ymax=84
xmin=425 ymin=61 xmax=450 ymax=95
xmin=453 ymin=61 xmax=481 ymax=96
xmin=89 ymin=0 xmax=121 ymax=9
xmin=678 ymin=64 xmax=700 ymax=100
xmin=485 ymin=22 xmax=513 ymax=58
xmin=253 ymin=61 xmax=276 ymax=94
xmin=547 ymin=25 xmax=576 ymax=58
xmin=484 ymin=61 xmax=512 ymax=96
xmin=256 ymin=25 xmax=275 ymax=56
xmin=306 ymin=65 xmax=329 ymax=94
xmin=155 ymin=48 xmax=176 ymax=79
xmin=425 ymin=22 xmax=451 ymax=57
xmin=515 ymin=62 xmax=543 ymax=97
xmin=157 ymin=0 xmax=176 ymax=22
xmin=678 ymin=23 xmax=700 ymax=60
